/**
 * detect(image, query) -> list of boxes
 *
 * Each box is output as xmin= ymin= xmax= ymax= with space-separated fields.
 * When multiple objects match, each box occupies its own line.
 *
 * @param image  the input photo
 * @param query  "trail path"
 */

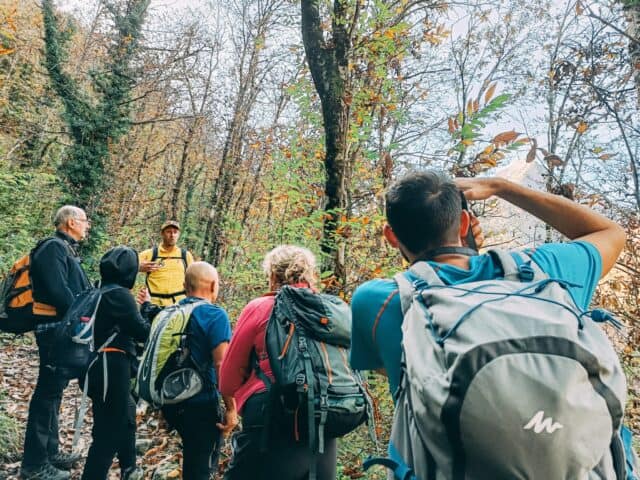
xmin=0 ymin=333 xmax=228 ymax=479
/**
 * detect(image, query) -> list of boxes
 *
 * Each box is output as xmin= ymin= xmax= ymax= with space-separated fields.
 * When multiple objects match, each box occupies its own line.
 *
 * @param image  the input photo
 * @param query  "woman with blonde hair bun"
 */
xmin=219 ymin=245 xmax=339 ymax=479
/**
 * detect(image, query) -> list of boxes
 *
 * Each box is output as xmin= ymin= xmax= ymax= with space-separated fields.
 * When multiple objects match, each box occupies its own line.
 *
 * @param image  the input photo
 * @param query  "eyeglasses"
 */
xmin=76 ymin=217 xmax=91 ymax=225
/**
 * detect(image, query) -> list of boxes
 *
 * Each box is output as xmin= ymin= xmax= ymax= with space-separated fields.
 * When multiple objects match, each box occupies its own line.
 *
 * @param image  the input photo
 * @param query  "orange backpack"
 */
xmin=0 ymin=239 xmax=58 ymax=333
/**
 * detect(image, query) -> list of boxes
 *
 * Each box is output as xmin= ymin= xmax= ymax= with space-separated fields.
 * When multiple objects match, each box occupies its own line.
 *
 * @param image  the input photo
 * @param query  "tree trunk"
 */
xmin=301 ymin=0 xmax=351 ymax=292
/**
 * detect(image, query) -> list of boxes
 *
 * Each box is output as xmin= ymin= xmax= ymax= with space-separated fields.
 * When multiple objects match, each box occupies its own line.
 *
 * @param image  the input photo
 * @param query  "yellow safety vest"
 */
xmin=139 ymin=245 xmax=194 ymax=306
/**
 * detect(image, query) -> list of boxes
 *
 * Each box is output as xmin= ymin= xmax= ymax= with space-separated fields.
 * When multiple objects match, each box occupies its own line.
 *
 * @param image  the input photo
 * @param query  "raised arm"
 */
xmin=455 ymin=177 xmax=626 ymax=277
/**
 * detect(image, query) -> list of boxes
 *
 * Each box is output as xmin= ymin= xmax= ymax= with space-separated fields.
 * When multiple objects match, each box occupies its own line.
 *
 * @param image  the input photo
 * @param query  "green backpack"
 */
xmin=135 ymin=300 xmax=209 ymax=406
xmin=259 ymin=286 xmax=374 ymax=463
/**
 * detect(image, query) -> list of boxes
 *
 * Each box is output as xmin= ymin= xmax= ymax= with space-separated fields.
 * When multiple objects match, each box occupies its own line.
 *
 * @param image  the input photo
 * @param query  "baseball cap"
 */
xmin=160 ymin=220 xmax=180 ymax=231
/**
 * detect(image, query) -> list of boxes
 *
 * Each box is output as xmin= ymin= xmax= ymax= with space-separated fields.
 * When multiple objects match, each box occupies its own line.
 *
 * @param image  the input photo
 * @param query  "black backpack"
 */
xmin=48 ymin=284 xmax=119 ymax=376
xmin=258 ymin=286 xmax=374 ymax=464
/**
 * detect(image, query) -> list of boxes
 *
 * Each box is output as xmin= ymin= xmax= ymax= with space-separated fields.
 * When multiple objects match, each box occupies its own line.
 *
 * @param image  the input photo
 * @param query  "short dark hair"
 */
xmin=385 ymin=170 xmax=462 ymax=255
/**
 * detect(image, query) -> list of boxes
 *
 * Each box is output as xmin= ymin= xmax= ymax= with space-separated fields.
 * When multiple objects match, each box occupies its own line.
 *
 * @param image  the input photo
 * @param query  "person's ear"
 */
xmin=459 ymin=209 xmax=471 ymax=240
xmin=383 ymin=224 xmax=400 ymax=248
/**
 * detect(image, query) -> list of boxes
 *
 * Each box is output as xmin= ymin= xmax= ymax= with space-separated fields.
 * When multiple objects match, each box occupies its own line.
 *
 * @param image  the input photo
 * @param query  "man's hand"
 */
xmin=455 ymin=177 xmax=503 ymax=201
xmin=216 ymin=408 xmax=239 ymax=437
xmin=136 ymin=287 xmax=151 ymax=305
xmin=463 ymin=213 xmax=484 ymax=249
xmin=456 ymin=176 xmax=625 ymax=277
xmin=139 ymin=261 xmax=162 ymax=273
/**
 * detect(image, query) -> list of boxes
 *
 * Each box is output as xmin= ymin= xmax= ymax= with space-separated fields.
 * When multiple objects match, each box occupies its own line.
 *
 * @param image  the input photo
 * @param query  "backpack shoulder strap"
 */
xmin=409 ymin=261 xmax=445 ymax=287
xmin=512 ymin=250 xmax=547 ymax=280
xmin=181 ymin=248 xmax=188 ymax=270
xmin=488 ymin=249 xmax=547 ymax=282
xmin=32 ymin=236 xmax=72 ymax=258
xmin=393 ymin=273 xmax=414 ymax=316
xmin=151 ymin=245 xmax=159 ymax=262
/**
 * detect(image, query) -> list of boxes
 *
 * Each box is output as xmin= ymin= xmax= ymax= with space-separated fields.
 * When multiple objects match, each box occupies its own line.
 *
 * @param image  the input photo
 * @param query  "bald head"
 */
xmin=184 ymin=261 xmax=220 ymax=302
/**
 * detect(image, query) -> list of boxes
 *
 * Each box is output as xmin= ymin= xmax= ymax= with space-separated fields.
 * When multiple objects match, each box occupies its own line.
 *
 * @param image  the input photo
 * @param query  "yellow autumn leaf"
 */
xmin=461 ymin=139 xmax=474 ymax=146
xmin=167 ymin=469 xmax=181 ymax=478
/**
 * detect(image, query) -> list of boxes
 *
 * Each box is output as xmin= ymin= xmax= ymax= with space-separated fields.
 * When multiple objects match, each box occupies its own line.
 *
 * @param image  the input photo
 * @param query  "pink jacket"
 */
xmin=219 ymin=284 xmax=312 ymax=413
xmin=219 ymin=293 xmax=276 ymax=413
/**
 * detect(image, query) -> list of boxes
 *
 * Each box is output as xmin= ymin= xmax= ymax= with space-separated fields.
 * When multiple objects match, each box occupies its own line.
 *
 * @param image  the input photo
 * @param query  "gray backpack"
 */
xmin=365 ymin=249 xmax=630 ymax=480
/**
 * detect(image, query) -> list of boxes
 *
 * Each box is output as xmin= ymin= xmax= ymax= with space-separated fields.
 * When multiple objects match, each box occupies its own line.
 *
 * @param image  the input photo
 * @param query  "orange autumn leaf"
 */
xmin=492 ymin=130 xmax=520 ymax=146
xmin=485 ymin=83 xmax=497 ymax=103
xmin=448 ymin=117 xmax=456 ymax=133
xmin=576 ymin=121 xmax=588 ymax=134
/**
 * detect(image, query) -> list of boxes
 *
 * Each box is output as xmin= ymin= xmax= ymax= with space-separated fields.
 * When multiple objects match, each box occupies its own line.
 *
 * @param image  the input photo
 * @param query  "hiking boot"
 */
xmin=122 ymin=466 xmax=144 ymax=480
xmin=20 ymin=463 xmax=71 ymax=480
xmin=49 ymin=451 xmax=82 ymax=470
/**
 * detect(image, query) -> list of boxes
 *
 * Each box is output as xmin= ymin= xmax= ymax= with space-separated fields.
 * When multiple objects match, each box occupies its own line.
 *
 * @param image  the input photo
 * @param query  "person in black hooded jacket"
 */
xmin=81 ymin=246 xmax=149 ymax=480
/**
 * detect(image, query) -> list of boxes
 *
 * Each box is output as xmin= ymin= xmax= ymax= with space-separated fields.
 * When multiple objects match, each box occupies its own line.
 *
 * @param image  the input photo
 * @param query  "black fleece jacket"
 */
xmin=31 ymin=230 xmax=91 ymax=320
xmin=94 ymin=246 xmax=149 ymax=356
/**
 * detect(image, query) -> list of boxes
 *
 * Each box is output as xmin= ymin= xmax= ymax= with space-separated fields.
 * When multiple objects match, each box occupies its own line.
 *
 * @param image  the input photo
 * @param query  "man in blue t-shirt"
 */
xmin=157 ymin=262 xmax=238 ymax=480
xmin=350 ymin=171 xmax=626 ymax=397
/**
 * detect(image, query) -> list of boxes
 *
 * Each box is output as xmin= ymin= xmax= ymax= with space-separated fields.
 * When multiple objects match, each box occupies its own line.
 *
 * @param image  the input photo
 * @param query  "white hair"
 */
xmin=53 ymin=205 xmax=84 ymax=228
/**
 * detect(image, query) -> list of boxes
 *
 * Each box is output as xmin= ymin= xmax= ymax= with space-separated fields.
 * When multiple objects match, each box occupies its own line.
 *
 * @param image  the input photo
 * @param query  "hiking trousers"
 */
xmin=81 ymin=353 xmax=137 ymax=480
xmin=22 ymin=330 xmax=78 ymax=468
xmin=224 ymin=392 xmax=338 ymax=480
xmin=162 ymin=402 xmax=222 ymax=480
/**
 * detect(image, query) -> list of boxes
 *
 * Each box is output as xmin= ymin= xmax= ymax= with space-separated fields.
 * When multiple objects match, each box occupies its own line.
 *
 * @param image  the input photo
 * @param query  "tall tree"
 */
xmin=42 ymin=0 xmax=149 ymax=248
xmin=202 ymin=0 xmax=284 ymax=264
xmin=300 ymin=0 xmax=351 ymax=290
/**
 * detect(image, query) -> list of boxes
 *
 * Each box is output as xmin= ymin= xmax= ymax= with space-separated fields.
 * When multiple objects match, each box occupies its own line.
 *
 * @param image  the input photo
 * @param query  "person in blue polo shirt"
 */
xmin=350 ymin=171 xmax=625 ymax=397
xmin=141 ymin=262 xmax=238 ymax=480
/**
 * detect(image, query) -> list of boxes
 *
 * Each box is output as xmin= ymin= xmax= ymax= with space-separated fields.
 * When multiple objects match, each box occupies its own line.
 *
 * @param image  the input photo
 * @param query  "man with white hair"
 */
xmin=21 ymin=205 xmax=92 ymax=480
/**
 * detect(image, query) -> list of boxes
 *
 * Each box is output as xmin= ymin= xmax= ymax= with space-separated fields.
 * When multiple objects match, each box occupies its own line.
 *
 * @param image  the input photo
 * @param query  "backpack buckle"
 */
xmin=295 ymin=373 xmax=306 ymax=386
xmin=320 ymin=394 xmax=329 ymax=410
xmin=518 ymin=263 xmax=535 ymax=282
xmin=298 ymin=337 xmax=307 ymax=351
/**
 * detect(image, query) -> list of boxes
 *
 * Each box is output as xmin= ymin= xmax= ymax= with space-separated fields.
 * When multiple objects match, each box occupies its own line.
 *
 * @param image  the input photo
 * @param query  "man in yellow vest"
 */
xmin=139 ymin=220 xmax=194 ymax=306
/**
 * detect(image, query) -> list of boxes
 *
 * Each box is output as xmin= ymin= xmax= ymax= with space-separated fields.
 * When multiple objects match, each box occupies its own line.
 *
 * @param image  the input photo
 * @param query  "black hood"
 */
xmin=100 ymin=246 xmax=139 ymax=289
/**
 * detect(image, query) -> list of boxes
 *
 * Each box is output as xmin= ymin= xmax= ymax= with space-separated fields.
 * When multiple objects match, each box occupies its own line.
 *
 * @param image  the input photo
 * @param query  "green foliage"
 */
xmin=0 ymin=403 xmax=21 ymax=463
xmin=41 ymin=0 xmax=149 ymax=252
xmin=451 ymin=93 xmax=512 ymax=154
xmin=0 ymin=167 xmax=60 ymax=272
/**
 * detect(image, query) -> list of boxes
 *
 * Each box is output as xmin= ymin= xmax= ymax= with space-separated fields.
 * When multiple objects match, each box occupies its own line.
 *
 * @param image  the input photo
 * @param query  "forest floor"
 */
xmin=0 ymin=333 xmax=380 ymax=480
xmin=0 ymin=333 xmax=226 ymax=480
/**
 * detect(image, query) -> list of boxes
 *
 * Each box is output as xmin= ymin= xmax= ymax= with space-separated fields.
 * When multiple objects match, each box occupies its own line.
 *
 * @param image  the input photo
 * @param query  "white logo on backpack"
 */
xmin=524 ymin=410 xmax=564 ymax=434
